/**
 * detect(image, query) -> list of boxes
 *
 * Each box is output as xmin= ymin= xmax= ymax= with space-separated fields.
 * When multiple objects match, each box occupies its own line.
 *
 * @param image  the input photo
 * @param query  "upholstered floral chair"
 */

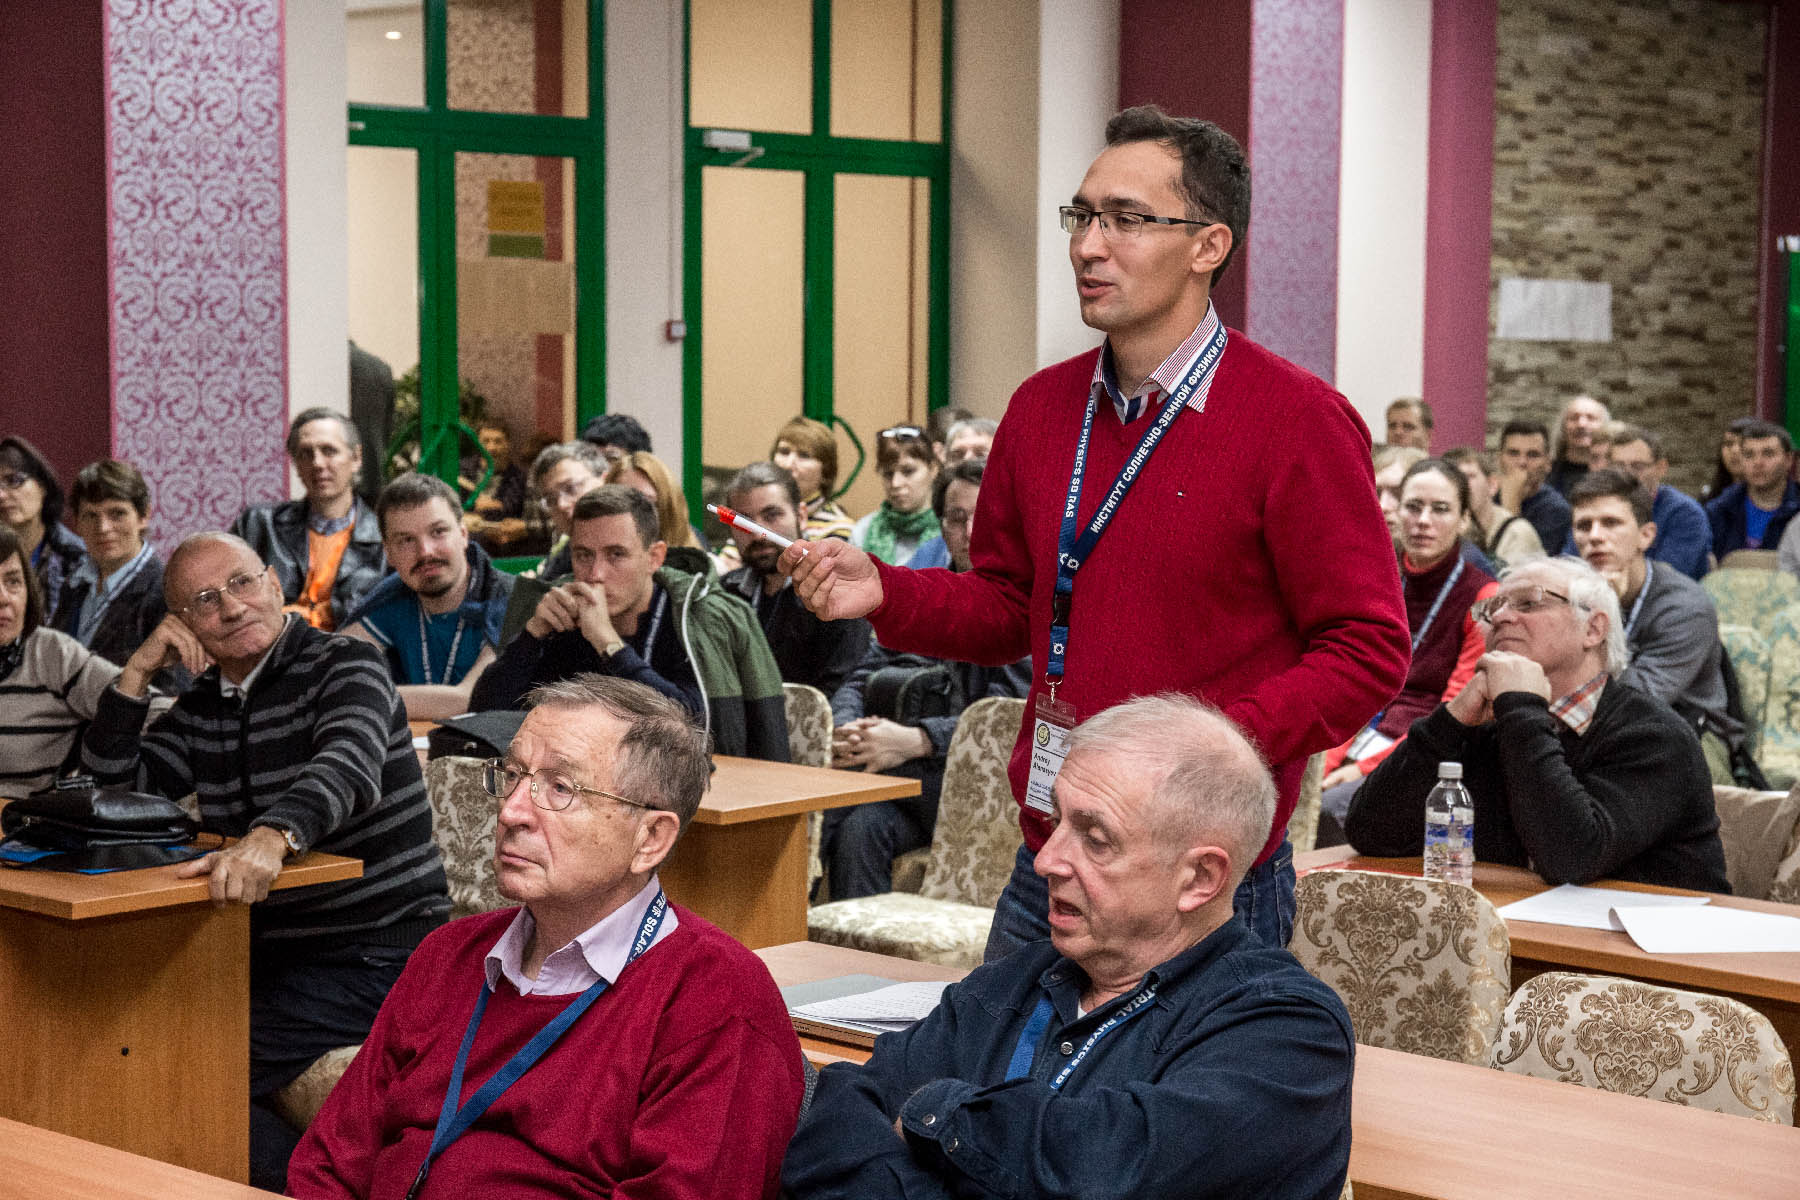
xmin=1492 ymin=972 xmax=1796 ymax=1123
xmin=783 ymin=684 xmax=833 ymax=894
xmin=1720 ymin=624 xmax=1773 ymax=762
xmin=1290 ymin=869 xmax=1511 ymax=1066
xmin=1287 ymin=753 xmax=1326 ymax=853
xmin=271 ymin=1043 xmax=362 ymax=1130
xmin=1767 ymin=816 xmax=1800 ymax=905
xmin=805 ymin=697 xmax=1025 ymax=969
xmin=425 ymin=754 xmax=507 ymax=919
xmin=1703 ymin=568 xmax=1799 ymax=640
xmin=1757 ymin=605 xmax=1800 ymax=788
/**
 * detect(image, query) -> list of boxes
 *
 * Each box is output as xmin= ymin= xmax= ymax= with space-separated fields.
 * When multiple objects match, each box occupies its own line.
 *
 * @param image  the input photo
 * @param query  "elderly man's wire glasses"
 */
xmin=1470 ymin=586 xmax=1572 ymax=626
xmin=483 ymin=759 xmax=658 ymax=813
xmin=181 ymin=570 xmax=266 ymax=618
xmin=1059 ymin=205 xmax=1215 ymax=239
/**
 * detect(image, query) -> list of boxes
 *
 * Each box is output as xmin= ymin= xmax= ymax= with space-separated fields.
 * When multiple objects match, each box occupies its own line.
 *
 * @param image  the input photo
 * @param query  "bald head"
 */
xmin=164 ymin=532 xmax=262 ymax=608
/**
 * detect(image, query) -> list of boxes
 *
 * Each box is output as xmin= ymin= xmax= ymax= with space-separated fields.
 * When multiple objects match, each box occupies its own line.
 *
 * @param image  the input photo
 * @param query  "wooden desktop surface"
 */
xmin=0 ymin=849 xmax=361 ymax=920
xmin=0 ymin=1117 xmax=281 ymax=1200
xmin=758 ymin=942 xmax=1800 ymax=1199
xmin=697 ymin=756 xmax=921 ymax=824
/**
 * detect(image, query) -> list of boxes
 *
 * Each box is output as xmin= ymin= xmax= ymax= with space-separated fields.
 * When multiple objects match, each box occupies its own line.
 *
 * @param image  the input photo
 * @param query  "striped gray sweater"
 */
xmin=0 ymin=628 xmax=120 ymax=799
xmin=84 ymin=616 xmax=449 ymax=951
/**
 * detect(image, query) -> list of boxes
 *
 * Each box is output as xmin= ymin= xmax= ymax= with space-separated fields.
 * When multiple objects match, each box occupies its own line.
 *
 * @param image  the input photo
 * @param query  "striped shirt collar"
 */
xmin=71 ymin=542 xmax=157 ymax=645
xmin=1089 ymin=303 xmax=1221 ymax=424
xmin=1548 ymin=673 xmax=1608 ymax=735
xmin=306 ymin=499 xmax=360 ymax=537
xmin=484 ymin=874 xmax=679 ymax=997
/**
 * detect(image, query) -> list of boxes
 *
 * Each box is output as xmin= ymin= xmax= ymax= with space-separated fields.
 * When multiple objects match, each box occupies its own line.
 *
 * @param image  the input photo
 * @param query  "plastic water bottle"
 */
xmin=1422 ymin=762 xmax=1474 ymax=886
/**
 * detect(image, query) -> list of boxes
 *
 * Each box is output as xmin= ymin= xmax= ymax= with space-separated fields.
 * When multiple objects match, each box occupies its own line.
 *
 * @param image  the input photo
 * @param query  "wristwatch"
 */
xmin=263 ymin=824 xmax=304 ymax=858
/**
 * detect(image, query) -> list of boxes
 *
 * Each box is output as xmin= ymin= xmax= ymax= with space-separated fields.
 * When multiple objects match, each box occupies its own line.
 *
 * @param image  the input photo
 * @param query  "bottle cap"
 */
xmin=1436 ymin=761 xmax=1463 ymax=780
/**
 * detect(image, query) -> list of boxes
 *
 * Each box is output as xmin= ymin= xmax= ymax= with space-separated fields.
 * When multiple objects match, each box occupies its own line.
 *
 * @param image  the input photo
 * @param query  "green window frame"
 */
xmin=681 ymin=0 xmax=953 ymax=510
xmin=347 ymin=0 xmax=607 ymax=485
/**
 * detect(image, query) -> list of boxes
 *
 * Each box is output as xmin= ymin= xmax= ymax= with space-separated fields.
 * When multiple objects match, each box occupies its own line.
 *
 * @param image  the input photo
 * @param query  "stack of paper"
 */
xmin=1498 ymin=884 xmax=1800 ymax=954
xmin=784 ymin=976 xmax=949 ymax=1046
xmin=1496 ymin=885 xmax=1709 ymax=932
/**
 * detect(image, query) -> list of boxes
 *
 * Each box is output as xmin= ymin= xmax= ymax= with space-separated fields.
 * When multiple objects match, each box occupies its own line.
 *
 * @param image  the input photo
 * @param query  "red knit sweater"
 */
xmin=288 ymin=907 xmax=803 ymax=1200
xmin=870 ymin=334 xmax=1411 ymax=863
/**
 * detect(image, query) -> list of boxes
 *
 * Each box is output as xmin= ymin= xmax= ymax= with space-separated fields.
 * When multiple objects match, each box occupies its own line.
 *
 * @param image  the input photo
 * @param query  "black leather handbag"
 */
xmin=0 ymin=781 xmax=204 ymax=872
xmin=862 ymin=663 xmax=962 ymax=726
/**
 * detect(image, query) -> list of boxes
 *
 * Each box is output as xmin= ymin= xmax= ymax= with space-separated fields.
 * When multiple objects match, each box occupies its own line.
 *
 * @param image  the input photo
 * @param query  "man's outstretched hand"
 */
xmin=780 ymin=539 xmax=885 ymax=621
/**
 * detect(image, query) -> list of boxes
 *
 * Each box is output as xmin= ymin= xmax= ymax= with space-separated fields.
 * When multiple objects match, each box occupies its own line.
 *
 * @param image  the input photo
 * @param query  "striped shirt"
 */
xmin=1089 ymin=303 xmax=1224 ymax=424
xmin=84 ymin=616 xmax=449 ymax=950
xmin=0 ymin=628 xmax=120 ymax=799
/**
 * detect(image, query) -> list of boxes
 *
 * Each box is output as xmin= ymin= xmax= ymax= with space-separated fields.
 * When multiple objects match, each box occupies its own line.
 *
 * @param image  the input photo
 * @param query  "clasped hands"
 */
xmin=1446 ymin=651 xmax=1552 ymax=727
xmin=832 ymin=716 xmax=931 ymax=773
xmin=527 ymin=581 xmax=620 ymax=653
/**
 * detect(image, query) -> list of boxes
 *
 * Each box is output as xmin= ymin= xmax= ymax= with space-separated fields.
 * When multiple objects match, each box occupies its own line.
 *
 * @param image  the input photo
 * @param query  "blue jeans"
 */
xmin=982 ymin=836 xmax=1298 ymax=964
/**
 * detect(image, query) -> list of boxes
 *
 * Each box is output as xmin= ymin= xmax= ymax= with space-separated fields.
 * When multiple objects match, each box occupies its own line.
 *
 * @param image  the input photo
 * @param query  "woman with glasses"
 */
xmin=851 ymin=425 xmax=941 ymax=566
xmin=0 ymin=435 xmax=86 ymax=625
xmin=769 ymin=416 xmax=855 ymax=542
xmin=1317 ymin=459 xmax=1498 ymax=843
xmin=0 ymin=526 xmax=121 ymax=799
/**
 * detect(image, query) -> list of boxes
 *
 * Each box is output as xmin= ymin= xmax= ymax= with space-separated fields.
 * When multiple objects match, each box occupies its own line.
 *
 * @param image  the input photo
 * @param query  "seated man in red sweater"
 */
xmin=289 ymin=676 xmax=805 ymax=1200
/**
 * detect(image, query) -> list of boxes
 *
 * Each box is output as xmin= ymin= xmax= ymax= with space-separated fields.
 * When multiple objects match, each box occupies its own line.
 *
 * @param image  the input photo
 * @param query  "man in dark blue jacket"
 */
xmin=783 ymin=694 xmax=1355 ymax=1200
xmin=1706 ymin=420 xmax=1800 ymax=560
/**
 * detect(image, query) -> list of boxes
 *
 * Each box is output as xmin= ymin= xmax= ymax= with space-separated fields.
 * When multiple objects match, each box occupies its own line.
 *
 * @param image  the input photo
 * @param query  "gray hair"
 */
xmin=1065 ymin=693 xmax=1274 ymax=888
xmin=286 ymin=407 xmax=360 ymax=455
xmin=163 ymin=531 xmax=264 ymax=607
xmin=943 ymin=417 xmax=998 ymax=444
xmin=1499 ymin=555 xmax=1630 ymax=677
xmin=528 ymin=440 xmax=609 ymax=494
xmin=523 ymin=675 xmax=712 ymax=831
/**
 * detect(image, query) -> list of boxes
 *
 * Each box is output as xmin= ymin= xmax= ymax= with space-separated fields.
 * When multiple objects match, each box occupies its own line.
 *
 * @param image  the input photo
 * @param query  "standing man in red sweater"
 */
xmin=289 ymin=676 xmax=803 ymax=1199
xmin=784 ymin=106 xmax=1409 ymax=956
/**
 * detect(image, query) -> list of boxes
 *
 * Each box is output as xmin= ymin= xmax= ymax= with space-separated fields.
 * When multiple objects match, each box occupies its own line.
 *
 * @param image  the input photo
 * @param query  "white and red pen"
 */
xmin=707 ymin=503 xmax=805 ymax=553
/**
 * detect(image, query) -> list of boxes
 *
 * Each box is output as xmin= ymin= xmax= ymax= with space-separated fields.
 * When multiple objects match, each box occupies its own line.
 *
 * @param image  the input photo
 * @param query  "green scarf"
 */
xmin=862 ymin=502 xmax=940 ymax=563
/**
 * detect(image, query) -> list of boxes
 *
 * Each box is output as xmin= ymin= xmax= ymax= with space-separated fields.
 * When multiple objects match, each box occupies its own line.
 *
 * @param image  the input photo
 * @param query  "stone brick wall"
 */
xmin=1486 ymin=0 xmax=1766 ymax=493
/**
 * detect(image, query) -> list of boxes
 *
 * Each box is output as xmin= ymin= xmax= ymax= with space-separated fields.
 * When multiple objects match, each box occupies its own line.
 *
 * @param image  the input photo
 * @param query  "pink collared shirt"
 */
xmin=483 ymin=875 xmax=680 ymax=997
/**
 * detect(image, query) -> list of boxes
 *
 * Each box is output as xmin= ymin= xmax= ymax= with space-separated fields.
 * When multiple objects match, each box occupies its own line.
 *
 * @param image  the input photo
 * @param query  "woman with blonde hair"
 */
xmin=605 ymin=450 xmax=707 ymax=551
xmin=770 ymin=416 xmax=854 ymax=540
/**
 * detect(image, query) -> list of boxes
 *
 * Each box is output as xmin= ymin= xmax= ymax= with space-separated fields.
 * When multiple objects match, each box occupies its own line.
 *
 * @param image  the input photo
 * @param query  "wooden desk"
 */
xmin=0 ymin=852 xmax=360 ymax=1183
xmin=758 ymin=942 xmax=1800 ymax=1199
xmin=663 ymin=757 xmax=919 ymax=949
xmin=0 ymin=1117 xmax=282 ymax=1199
xmin=1296 ymin=848 xmax=1800 ymax=1054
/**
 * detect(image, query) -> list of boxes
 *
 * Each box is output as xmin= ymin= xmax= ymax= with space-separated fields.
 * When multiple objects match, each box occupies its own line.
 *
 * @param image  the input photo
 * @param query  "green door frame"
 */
xmin=680 ymin=0 xmax=953 ymax=512
xmin=347 ymin=0 xmax=607 ymax=485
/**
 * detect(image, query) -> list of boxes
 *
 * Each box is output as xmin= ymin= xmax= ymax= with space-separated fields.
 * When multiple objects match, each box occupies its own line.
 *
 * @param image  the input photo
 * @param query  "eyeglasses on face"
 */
xmin=1058 ymin=205 xmax=1215 ymax=239
xmin=483 ymin=759 xmax=658 ymax=814
xmin=1400 ymin=499 xmax=1458 ymax=521
xmin=180 ymin=570 xmax=267 ymax=618
xmin=1470 ymin=586 xmax=1572 ymax=625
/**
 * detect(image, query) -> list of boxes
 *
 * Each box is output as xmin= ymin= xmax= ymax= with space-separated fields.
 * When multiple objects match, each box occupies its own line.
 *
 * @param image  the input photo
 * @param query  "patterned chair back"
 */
xmin=782 ymin=683 xmax=832 ymax=768
xmin=1290 ymin=869 xmax=1511 ymax=1066
xmin=1287 ymin=753 xmax=1325 ymax=853
xmin=1755 ymin=604 xmax=1800 ymax=788
xmin=920 ymin=697 xmax=1027 ymax=907
xmin=1719 ymin=623 xmax=1772 ymax=760
xmin=425 ymin=755 xmax=507 ymax=919
xmin=1492 ymin=971 xmax=1796 ymax=1123
xmin=1702 ymin=569 xmax=1799 ymax=641
xmin=1768 ymin=817 xmax=1800 ymax=905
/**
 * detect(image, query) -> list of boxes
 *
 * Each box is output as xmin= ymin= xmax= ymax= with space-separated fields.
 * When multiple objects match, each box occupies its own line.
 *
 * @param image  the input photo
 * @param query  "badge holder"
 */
xmin=1025 ymin=678 xmax=1078 ymax=815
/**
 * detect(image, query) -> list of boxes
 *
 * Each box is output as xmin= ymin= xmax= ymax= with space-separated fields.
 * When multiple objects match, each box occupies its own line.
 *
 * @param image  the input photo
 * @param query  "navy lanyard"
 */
xmin=1049 ymin=321 xmax=1228 ymax=687
xmin=406 ymin=889 xmax=667 ymax=1200
xmin=1004 ymin=985 xmax=1158 ymax=1092
xmin=1362 ymin=556 xmax=1466 ymax=736
xmin=1623 ymin=561 xmax=1653 ymax=639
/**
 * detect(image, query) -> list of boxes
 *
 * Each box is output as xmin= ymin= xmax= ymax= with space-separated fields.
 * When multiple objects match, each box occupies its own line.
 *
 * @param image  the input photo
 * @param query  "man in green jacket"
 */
xmin=471 ymin=486 xmax=788 ymax=761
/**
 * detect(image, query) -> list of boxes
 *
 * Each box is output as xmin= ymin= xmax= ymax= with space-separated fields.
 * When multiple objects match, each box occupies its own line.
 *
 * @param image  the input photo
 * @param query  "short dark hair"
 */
xmin=529 ymin=440 xmax=609 ymax=494
xmin=571 ymin=484 xmax=660 ymax=548
xmin=524 ymin=675 xmax=712 ymax=831
xmin=580 ymin=412 xmax=652 ymax=455
xmin=1440 ymin=446 xmax=1496 ymax=478
xmin=70 ymin=459 xmax=150 ymax=518
xmin=724 ymin=461 xmax=801 ymax=512
xmin=286 ymin=407 xmax=359 ymax=455
xmin=1611 ymin=424 xmax=1662 ymax=459
xmin=376 ymin=472 xmax=462 ymax=535
xmin=932 ymin=456 xmax=986 ymax=519
xmin=1569 ymin=467 xmax=1654 ymax=526
xmin=927 ymin=406 xmax=973 ymax=446
xmin=1387 ymin=397 xmax=1434 ymax=431
xmin=0 ymin=435 xmax=66 ymax=530
xmin=1104 ymin=105 xmax=1251 ymax=281
xmin=1400 ymin=457 xmax=1471 ymax=517
xmin=875 ymin=424 xmax=937 ymax=473
xmin=0 ymin=524 xmax=45 ymax=641
xmin=1500 ymin=419 xmax=1550 ymax=446
xmin=1739 ymin=419 xmax=1793 ymax=454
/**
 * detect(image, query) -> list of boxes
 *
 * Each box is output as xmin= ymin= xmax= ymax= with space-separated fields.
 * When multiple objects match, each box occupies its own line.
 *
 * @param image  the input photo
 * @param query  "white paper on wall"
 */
xmin=1495 ymin=277 xmax=1613 ymax=342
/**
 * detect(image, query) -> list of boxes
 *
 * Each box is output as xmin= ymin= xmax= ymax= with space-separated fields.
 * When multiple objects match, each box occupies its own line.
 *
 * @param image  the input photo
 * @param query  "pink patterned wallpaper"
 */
xmin=1246 ymin=0 xmax=1343 ymax=385
xmin=104 ymin=0 xmax=289 ymax=548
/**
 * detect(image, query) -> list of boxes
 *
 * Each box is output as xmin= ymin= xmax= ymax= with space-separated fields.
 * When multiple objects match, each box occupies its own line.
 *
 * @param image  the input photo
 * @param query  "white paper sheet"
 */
xmin=1613 ymin=905 xmax=1800 ymax=954
xmin=791 ymin=981 xmax=949 ymax=1032
xmin=1495 ymin=883 xmax=1710 ymax=931
xmin=1495 ymin=277 xmax=1613 ymax=342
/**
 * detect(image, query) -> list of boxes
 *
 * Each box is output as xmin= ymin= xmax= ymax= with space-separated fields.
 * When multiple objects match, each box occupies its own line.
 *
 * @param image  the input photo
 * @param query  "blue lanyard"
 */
xmin=406 ymin=889 xmax=667 ymax=1200
xmin=1049 ymin=322 xmax=1228 ymax=685
xmin=1004 ymin=985 xmax=1158 ymax=1091
xmin=1408 ymin=556 xmax=1466 ymax=654
xmin=1624 ymin=561 xmax=1653 ymax=639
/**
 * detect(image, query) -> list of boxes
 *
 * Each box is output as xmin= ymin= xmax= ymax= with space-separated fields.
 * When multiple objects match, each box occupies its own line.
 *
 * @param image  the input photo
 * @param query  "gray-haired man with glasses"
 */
xmin=83 ymin=530 xmax=450 ymax=1190
xmin=1346 ymin=555 xmax=1729 ymax=892
xmin=290 ymin=676 xmax=804 ymax=1200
